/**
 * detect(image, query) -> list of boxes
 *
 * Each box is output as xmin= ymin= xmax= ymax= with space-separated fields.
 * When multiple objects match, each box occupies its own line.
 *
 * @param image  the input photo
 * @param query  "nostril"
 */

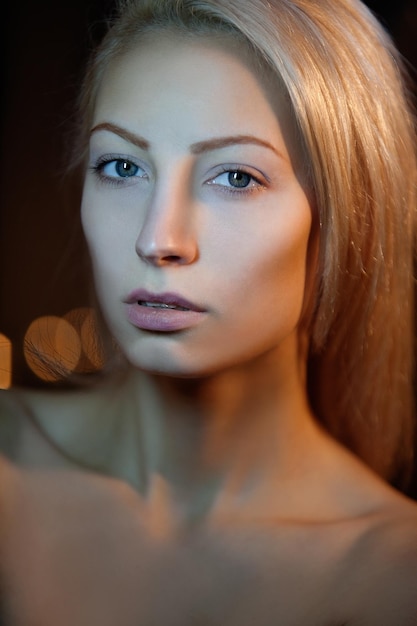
xmin=161 ymin=254 xmax=185 ymax=264
xmin=135 ymin=238 xmax=199 ymax=266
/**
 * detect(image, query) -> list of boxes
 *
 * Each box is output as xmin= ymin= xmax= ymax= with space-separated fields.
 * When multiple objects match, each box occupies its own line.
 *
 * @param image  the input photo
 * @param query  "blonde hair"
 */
xmin=74 ymin=0 xmax=417 ymax=484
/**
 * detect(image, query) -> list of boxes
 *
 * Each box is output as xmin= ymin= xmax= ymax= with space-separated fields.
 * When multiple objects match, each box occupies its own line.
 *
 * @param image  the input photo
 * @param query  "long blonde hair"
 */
xmin=73 ymin=0 xmax=417 ymax=484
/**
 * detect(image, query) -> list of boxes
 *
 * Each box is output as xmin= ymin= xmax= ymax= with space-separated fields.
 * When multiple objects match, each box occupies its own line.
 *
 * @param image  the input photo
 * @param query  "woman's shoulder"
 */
xmin=199 ymin=492 xmax=417 ymax=625
xmin=289 ymin=449 xmax=417 ymax=626
xmin=337 ymin=497 xmax=417 ymax=624
xmin=324 ymin=442 xmax=417 ymax=621
xmin=0 ymin=385 xmax=86 ymax=428
xmin=0 ymin=389 xmax=25 ymax=458
xmin=0 ymin=383 xmax=101 ymax=418
xmin=257 ymin=440 xmax=417 ymax=623
xmin=0 ymin=384 xmax=106 ymax=467
xmin=271 ymin=493 xmax=417 ymax=623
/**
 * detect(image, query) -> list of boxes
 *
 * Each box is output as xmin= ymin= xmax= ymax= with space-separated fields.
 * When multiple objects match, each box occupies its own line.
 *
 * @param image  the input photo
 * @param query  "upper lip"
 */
xmin=124 ymin=289 xmax=205 ymax=312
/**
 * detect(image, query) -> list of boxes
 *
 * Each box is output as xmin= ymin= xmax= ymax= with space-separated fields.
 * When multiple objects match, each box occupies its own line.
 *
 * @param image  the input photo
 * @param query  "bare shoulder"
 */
xmin=0 ymin=389 xmax=24 ymax=457
xmin=0 ymin=386 xmax=73 ymax=464
xmin=322 ymin=439 xmax=417 ymax=624
xmin=0 ymin=454 xmax=20 ymax=503
xmin=232 ymin=441 xmax=417 ymax=626
xmin=338 ymin=490 xmax=417 ymax=625
xmin=0 ymin=383 xmax=112 ymax=468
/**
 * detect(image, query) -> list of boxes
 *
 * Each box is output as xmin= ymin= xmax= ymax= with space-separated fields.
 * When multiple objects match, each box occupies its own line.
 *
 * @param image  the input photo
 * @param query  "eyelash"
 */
xmin=206 ymin=166 xmax=267 ymax=197
xmin=89 ymin=157 xmax=267 ymax=196
xmin=90 ymin=155 xmax=147 ymax=188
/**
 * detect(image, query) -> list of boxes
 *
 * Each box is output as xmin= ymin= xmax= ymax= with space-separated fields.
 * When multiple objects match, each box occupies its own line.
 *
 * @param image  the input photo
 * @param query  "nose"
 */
xmin=135 ymin=178 xmax=199 ymax=267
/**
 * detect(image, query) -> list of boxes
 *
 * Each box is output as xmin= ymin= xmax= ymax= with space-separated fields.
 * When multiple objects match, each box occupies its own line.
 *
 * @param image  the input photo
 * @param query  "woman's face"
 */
xmin=81 ymin=34 xmax=313 ymax=377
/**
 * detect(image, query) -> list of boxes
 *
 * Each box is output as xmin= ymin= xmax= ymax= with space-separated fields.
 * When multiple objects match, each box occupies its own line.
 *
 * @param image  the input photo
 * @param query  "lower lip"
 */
xmin=126 ymin=303 xmax=206 ymax=332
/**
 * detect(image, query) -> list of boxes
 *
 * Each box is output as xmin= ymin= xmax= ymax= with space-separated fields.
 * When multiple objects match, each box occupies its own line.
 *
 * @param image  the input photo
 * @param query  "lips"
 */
xmin=125 ymin=289 xmax=204 ymax=311
xmin=138 ymin=301 xmax=189 ymax=311
xmin=125 ymin=289 xmax=206 ymax=332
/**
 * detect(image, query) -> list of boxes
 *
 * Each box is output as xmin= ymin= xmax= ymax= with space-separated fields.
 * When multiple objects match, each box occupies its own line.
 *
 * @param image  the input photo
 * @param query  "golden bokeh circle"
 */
xmin=64 ymin=307 xmax=105 ymax=372
xmin=24 ymin=316 xmax=82 ymax=382
xmin=0 ymin=333 xmax=12 ymax=389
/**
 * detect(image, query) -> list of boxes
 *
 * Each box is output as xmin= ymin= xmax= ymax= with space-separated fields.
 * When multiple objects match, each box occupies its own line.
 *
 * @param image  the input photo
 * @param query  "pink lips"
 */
xmin=125 ymin=289 xmax=206 ymax=332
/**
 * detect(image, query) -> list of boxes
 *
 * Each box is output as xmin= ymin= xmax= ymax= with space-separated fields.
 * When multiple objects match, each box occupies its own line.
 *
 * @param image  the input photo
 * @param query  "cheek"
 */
xmin=188 ymin=214 xmax=312 ymax=373
xmin=81 ymin=190 xmax=132 ymax=278
xmin=210 ymin=206 xmax=312 ymax=311
xmin=81 ymin=200 xmax=126 ymax=320
xmin=81 ymin=189 xmax=105 ymax=262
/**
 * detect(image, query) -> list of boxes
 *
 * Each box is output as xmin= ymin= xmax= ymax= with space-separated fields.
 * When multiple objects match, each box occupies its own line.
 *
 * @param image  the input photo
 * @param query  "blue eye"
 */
xmin=115 ymin=160 xmax=139 ymax=177
xmin=213 ymin=170 xmax=253 ymax=188
xmin=226 ymin=171 xmax=252 ymax=188
xmin=101 ymin=159 xmax=143 ymax=178
xmin=207 ymin=168 xmax=265 ymax=194
xmin=90 ymin=157 xmax=147 ymax=185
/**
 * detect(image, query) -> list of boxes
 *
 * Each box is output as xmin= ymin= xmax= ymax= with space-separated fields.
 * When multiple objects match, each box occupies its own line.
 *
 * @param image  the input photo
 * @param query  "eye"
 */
xmin=207 ymin=168 xmax=266 ymax=194
xmin=90 ymin=156 xmax=148 ymax=186
xmin=225 ymin=171 xmax=252 ymax=188
xmin=99 ymin=159 xmax=144 ymax=178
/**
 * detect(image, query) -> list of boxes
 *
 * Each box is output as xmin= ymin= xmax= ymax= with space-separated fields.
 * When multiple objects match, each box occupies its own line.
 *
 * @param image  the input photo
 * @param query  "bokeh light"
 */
xmin=24 ymin=316 xmax=82 ymax=382
xmin=22 ymin=307 xmax=105 ymax=383
xmin=64 ymin=307 xmax=105 ymax=372
xmin=0 ymin=334 xmax=12 ymax=389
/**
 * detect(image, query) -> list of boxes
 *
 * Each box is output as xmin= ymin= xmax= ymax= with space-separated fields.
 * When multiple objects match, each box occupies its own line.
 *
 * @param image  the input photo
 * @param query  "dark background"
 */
xmin=1 ymin=0 xmax=417 ymax=493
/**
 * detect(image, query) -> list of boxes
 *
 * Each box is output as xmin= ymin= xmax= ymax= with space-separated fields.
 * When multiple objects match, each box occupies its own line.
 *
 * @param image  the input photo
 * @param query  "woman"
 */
xmin=1 ymin=0 xmax=417 ymax=624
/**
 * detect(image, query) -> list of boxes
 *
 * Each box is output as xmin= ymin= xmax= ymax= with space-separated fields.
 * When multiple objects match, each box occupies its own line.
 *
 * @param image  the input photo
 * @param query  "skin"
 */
xmin=82 ymin=35 xmax=313 ymax=379
xmin=78 ymin=33 xmax=321 ymax=514
xmin=1 ymin=33 xmax=417 ymax=626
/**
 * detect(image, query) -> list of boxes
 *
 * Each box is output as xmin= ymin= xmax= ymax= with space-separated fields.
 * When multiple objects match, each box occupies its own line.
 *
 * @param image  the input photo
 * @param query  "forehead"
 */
xmin=92 ymin=32 xmax=300 ymax=164
xmin=98 ymin=34 xmax=277 ymax=114
xmin=99 ymin=30 xmax=271 ymax=95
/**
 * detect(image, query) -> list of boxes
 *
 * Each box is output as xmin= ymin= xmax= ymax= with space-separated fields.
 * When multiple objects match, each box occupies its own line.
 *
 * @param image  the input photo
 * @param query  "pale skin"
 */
xmin=1 ymin=34 xmax=417 ymax=625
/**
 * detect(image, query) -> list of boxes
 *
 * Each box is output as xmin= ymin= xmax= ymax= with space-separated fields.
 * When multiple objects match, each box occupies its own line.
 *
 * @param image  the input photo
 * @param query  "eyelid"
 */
xmin=205 ymin=165 xmax=268 ymax=193
xmin=207 ymin=163 xmax=268 ymax=182
xmin=93 ymin=154 xmax=147 ymax=172
xmin=89 ymin=154 xmax=149 ymax=186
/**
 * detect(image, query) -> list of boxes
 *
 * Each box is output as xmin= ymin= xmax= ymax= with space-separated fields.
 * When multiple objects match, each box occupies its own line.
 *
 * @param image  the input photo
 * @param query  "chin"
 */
xmin=129 ymin=357 xmax=223 ymax=380
xmin=123 ymin=343 xmax=279 ymax=380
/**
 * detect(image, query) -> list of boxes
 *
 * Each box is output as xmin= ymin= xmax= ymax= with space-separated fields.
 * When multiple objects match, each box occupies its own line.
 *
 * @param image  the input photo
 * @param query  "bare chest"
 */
xmin=1 ymin=506 xmax=351 ymax=626
xmin=0 ymin=461 xmax=369 ymax=626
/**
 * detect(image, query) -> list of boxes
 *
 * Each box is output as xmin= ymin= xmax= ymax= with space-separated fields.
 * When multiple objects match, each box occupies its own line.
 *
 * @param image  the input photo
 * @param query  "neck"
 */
xmin=108 ymin=331 xmax=319 ymax=527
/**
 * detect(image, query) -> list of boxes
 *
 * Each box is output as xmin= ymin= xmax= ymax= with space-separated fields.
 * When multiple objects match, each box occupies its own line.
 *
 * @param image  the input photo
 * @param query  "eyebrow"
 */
xmin=90 ymin=122 xmax=150 ymax=150
xmin=190 ymin=136 xmax=285 ymax=160
xmin=90 ymin=122 xmax=286 ymax=161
